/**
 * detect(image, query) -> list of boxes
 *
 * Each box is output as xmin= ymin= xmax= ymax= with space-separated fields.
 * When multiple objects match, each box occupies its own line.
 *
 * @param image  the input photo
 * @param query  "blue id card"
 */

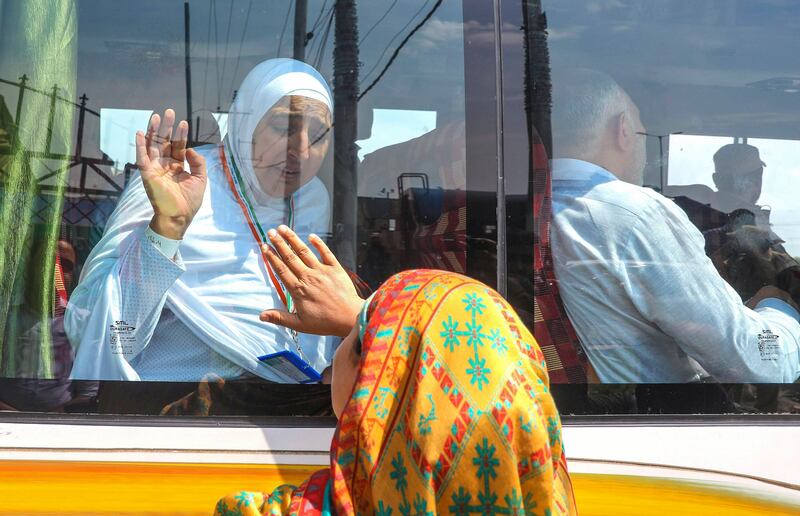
xmin=258 ymin=350 xmax=322 ymax=384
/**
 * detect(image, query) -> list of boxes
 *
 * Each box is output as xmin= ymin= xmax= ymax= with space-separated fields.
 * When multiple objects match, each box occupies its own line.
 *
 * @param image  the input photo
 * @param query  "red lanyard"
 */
xmin=218 ymin=143 xmax=295 ymax=312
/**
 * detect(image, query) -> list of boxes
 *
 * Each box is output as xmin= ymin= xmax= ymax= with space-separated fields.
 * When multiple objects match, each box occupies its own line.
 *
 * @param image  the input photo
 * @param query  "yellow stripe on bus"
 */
xmin=0 ymin=460 xmax=798 ymax=515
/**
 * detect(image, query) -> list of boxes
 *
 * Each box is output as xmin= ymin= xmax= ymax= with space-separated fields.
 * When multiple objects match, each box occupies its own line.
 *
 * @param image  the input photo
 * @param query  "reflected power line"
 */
xmin=359 ymin=0 xmax=443 ymax=101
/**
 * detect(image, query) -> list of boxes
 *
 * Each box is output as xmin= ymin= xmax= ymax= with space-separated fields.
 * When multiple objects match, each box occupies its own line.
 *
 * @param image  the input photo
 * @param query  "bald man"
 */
xmin=548 ymin=69 xmax=800 ymax=383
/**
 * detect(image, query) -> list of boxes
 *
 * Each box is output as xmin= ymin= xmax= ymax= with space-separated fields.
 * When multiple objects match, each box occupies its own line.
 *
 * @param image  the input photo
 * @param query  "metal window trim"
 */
xmin=0 ymin=412 xmax=798 ymax=429
xmin=493 ymin=0 xmax=508 ymax=297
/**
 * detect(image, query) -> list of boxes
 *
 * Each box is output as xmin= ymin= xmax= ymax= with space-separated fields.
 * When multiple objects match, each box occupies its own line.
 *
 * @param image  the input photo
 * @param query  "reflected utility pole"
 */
xmin=184 ymin=0 xmax=193 ymax=143
xmin=522 ymin=1 xmax=552 ymax=154
xmin=523 ymin=0 xmax=552 ymax=255
xmin=333 ymin=0 xmax=359 ymax=269
xmin=293 ymin=0 xmax=308 ymax=61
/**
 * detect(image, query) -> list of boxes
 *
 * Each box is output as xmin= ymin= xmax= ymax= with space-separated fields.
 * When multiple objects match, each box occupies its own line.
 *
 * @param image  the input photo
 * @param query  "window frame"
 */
xmin=501 ymin=0 xmax=800 ymax=418
xmin=2 ymin=0 xmax=800 ymax=426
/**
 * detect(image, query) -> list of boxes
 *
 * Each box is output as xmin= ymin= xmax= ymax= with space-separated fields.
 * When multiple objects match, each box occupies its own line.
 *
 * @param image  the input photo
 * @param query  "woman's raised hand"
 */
xmin=260 ymin=226 xmax=364 ymax=338
xmin=136 ymin=109 xmax=207 ymax=240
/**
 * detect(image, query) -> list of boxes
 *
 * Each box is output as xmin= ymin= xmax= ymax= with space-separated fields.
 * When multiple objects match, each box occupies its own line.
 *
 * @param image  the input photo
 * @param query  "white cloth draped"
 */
xmin=228 ymin=58 xmax=332 ymax=205
xmin=65 ymin=59 xmax=335 ymax=381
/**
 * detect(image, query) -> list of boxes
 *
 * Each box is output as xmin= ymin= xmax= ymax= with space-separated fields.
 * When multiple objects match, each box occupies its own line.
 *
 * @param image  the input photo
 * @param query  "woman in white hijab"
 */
xmin=66 ymin=58 xmax=347 ymax=382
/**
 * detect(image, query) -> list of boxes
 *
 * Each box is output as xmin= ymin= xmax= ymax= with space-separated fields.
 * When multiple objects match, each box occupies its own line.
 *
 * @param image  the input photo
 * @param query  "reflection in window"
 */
xmin=514 ymin=0 xmax=800 ymax=415
xmin=0 ymin=0 xmax=478 ymax=416
xmin=668 ymin=134 xmax=800 ymax=256
xmin=357 ymin=108 xmax=439 ymax=200
xmin=100 ymin=108 xmax=152 ymax=171
xmin=357 ymin=108 xmax=437 ymax=162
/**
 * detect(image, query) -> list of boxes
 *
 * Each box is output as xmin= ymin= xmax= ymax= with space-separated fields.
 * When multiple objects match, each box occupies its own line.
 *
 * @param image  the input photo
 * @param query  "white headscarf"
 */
xmin=227 ymin=58 xmax=333 ymax=205
xmin=67 ymin=59 xmax=336 ymax=381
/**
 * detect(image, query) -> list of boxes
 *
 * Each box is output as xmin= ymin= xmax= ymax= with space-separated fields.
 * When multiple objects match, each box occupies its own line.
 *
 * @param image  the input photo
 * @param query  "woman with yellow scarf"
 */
xmin=215 ymin=229 xmax=577 ymax=515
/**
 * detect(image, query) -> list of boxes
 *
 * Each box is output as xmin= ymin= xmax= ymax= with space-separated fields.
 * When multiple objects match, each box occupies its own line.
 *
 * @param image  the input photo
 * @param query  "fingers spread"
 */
xmin=309 ymin=233 xmax=340 ymax=267
xmin=267 ymin=229 xmax=307 ymax=276
xmin=278 ymin=225 xmax=320 ymax=268
xmin=262 ymin=243 xmax=299 ymax=289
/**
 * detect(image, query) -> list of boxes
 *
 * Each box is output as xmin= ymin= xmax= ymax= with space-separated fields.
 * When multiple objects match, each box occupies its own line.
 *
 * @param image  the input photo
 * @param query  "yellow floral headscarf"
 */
xmin=214 ymin=269 xmax=576 ymax=515
xmin=330 ymin=269 xmax=576 ymax=515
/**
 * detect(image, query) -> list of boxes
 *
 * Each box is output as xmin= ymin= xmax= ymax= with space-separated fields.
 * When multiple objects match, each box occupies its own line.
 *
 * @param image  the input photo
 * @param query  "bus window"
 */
xmin=0 ymin=0 xmax=498 ymax=416
xmin=504 ymin=0 xmax=800 ymax=414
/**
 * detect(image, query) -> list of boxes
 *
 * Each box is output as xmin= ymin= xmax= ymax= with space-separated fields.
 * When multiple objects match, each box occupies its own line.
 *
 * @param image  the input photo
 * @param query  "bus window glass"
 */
xmin=505 ymin=0 xmax=800 ymax=414
xmin=0 ymin=0 xmax=494 ymax=416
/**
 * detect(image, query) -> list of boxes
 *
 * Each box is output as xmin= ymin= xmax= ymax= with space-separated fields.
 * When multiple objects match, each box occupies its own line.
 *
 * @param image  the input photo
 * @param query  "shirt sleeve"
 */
xmin=114 ymin=229 xmax=186 ymax=357
xmin=617 ymin=197 xmax=800 ymax=383
xmin=66 ymin=226 xmax=185 ymax=362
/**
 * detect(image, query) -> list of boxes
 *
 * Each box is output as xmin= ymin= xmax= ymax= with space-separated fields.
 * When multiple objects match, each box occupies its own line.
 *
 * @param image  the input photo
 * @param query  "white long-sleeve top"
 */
xmin=65 ymin=145 xmax=335 ymax=381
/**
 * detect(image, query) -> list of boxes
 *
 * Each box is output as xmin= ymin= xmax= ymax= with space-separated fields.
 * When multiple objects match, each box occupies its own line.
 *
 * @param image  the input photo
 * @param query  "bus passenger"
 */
xmin=548 ymin=68 xmax=800 ymax=383
xmin=669 ymin=143 xmax=800 ymax=303
xmin=65 ymin=59 xmax=337 ymax=382
xmin=216 ymin=253 xmax=576 ymax=514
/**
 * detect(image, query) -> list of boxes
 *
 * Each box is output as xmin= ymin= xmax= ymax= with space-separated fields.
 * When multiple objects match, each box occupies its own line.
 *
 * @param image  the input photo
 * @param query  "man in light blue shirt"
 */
xmin=549 ymin=69 xmax=800 ymax=383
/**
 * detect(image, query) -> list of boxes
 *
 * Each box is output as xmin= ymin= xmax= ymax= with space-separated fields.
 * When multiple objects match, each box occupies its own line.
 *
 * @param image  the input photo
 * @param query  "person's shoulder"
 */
xmin=598 ymin=186 xmax=705 ymax=257
xmin=580 ymin=182 xmax=701 ymax=247
xmin=589 ymin=180 xmax=671 ymax=221
xmin=552 ymin=161 xmax=659 ymax=220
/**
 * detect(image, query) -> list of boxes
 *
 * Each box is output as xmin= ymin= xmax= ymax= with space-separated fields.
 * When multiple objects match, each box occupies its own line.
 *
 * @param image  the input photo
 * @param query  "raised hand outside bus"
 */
xmin=260 ymin=225 xmax=364 ymax=338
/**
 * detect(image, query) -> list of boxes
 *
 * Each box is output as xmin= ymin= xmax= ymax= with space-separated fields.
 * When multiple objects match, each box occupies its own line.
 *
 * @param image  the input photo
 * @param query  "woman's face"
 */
xmin=331 ymin=324 xmax=360 ymax=418
xmin=251 ymin=95 xmax=331 ymax=198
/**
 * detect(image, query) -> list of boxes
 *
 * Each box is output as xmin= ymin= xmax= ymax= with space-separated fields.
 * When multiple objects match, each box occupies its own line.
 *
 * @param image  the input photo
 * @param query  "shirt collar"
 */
xmin=550 ymin=158 xmax=618 ymax=183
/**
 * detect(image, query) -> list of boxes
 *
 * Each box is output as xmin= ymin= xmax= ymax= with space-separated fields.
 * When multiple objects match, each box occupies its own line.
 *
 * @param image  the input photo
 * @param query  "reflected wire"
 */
xmin=229 ymin=0 xmax=253 ymax=95
xmin=309 ymin=0 xmax=330 ymax=35
xmin=201 ymin=1 xmax=213 ymax=110
xmin=276 ymin=1 xmax=293 ymax=58
xmin=220 ymin=0 xmax=236 ymax=97
xmin=359 ymin=0 xmax=444 ymax=100
xmin=360 ymin=0 xmax=431 ymax=86
xmin=213 ymin=0 xmax=222 ymax=108
xmin=307 ymin=3 xmax=335 ymax=64
xmin=313 ymin=7 xmax=335 ymax=69
xmin=360 ymin=0 xmax=399 ymax=46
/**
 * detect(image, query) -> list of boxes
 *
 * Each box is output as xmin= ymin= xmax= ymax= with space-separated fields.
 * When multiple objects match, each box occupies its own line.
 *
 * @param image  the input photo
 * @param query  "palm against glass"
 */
xmin=135 ymin=109 xmax=207 ymax=239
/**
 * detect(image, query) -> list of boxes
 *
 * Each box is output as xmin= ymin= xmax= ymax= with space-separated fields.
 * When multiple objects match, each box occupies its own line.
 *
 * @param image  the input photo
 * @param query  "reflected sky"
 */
xmin=75 ymin=0 xmax=466 ymax=117
xmin=356 ymin=109 xmax=436 ymax=161
xmin=60 ymin=0 xmax=467 ymax=192
xmin=99 ymin=108 xmax=151 ymax=172
xmin=546 ymin=0 xmax=800 ymax=139
xmin=546 ymin=0 xmax=800 ymax=252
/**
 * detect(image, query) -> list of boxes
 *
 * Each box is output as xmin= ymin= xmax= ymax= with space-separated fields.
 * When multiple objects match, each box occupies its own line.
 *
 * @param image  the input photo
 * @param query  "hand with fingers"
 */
xmin=260 ymin=225 xmax=365 ymax=338
xmin=136 ymin=109 xmax=208 ymax=240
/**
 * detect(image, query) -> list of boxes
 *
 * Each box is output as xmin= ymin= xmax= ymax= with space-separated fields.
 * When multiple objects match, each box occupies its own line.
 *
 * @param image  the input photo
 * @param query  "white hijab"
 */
xmin=68 ymin=59 xmax=335 ymax=381
xmin=228 ymin=58 xmax=332 ymax=205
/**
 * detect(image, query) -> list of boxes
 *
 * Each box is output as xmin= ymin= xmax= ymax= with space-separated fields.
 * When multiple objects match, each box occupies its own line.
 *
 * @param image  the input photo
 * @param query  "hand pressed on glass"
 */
xmin=260 ymin=225 xmax=364 ymax=338
xmin=135 ymin=109 xmax=208 ymax=240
